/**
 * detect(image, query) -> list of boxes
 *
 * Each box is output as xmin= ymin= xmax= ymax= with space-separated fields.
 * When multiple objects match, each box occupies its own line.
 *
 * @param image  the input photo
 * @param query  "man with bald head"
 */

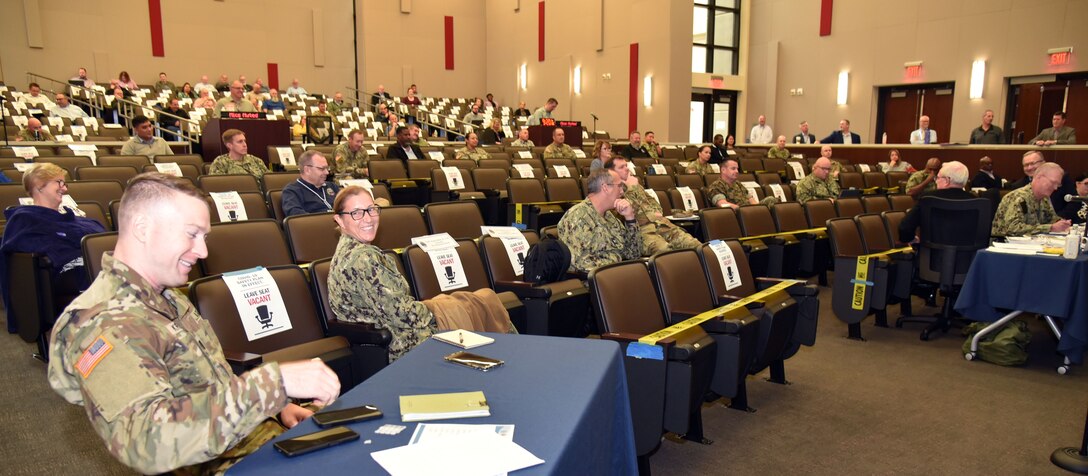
xmin=49 ymin=93 xmax=89 ymax=119
xmin=213 ymin=81 xmax=257 ymax=118
xmin=370 ymin=84 xmax=391 ymax=112
xmin=970 ymin=156 xmax=1003 ymax=190
xmin=796 ymin=156 xmax=841 ymax=203
xmin=906 ymin=158 xmax=942 ymax=198
xmin=1009 ymin=150 xmax=1077 ymax=217
xmin=767 ymin=135 xmax=790 ymax=159
xmin=898 ymin=161 xmax=976 ymax=243
xmin=286 ymin=79 xmax=308 ymax=96
xmin=543 ymin=127 xmax=577 ymax=160
xmin=992 ymin=162 xmax=1072 ymax=237
xmin=17 ymin=118 xmax=54 ymax=142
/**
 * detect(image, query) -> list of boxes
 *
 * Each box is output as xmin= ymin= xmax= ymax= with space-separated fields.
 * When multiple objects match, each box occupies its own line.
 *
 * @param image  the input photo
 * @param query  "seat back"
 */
xmin=739 ymin=157 xmax=763 ymax=173
xmin=441 ymin=159 xmax=476 ymax=171
xmin=75 ymin=201 xmax=109 ymax=229
xmin=668 ymin=187 xmax=705 ymax=211
xmin=882 ymin=210 xmax=906 ymax=244
xmin=403 ymin=238 xmax=492 ymax=300
xmin=198 ymin=174 xmax=261 ymax=194
xmin=697 ymin=240 xmax=758 ymax=300
xmin=74 ymin=165 xmax=139 ymax=184
xmin=834 ymin=197 xmax=864 ymax=218
xmin=644 ymin=174 xmax=676 ymax=191
xmin=0 ymin=184 xmax=26 ymax=211
xmin=545 ymin=177 xmax=583 ymax=202
xmin=283 ymin=212 xmax=339 ymax=264
xmin=7 ymin=252 xmax=55 ymax=344
xmin=917 ymin=197 xmax=991 ymax=286
xmin=202 ymin=219 xmax=294 ymax=275
xmin=886 ymin=171 xmax=910 ymax=190
xmin=206 ymin=191 xmax=271 ymax=223
xmin=827 ymin=217 xmax=864 ymax=257
xmin=771 ymin=202 xmax=809 ymax=232
xmin=675 ymin=174 xmax=705 ymax=190
xmin=736 ymin=204 xmax=778 ymax=236
xmin=863 ymin=172 xmax=889 ymax=188
xmin=188 ymin=265 xmax=330 ymax=356
xmin=97 ymin=155 xmax=151 ymax=169
xmin=268 ymin=189 xmax=286 ymax=222
xmin=423 ymin=201 xmax=485 ymax=239
xmin=649 ymin=249 xmax=715 ymax=322
xmin=700 ymin=207 xmax=743 ymax=241
xmin=478 ymin=231 xmax=541 ymax=282
xmin=407 ymin=160 xmax=440 ymax=179
xmin=471 ymin=168 xmax=510 ymax=192
xmin=64 ymin=180 xmax=125 ymax=215
xmin=158 ymin=154 xmax=206 ymax=171
xmin=855 ymin=213 xmax=894 ymax=253
xmin=839 ymin=172 xmax=865 ymax=190
xmin=430 ymin=167 xmax=479 ymax=194
xmin=888 ymin=194 xmax=914 ymax=211
xmin=261 ymin=172 xmax=301 ymax=193
xmin=367 ymin=160 xmax=408 ymax=181
xmin=478 ymin=158 xmax=513 ymax=170
xmin=508 ymin=178 xmax=547 ymax=203
xmin=861 ymin=195 xmax=891 ymax=214
xmin=804 ymin=199 xmax=836 ymax=228
xmin=35 ymin=156 xmax=93 ymax=178
xmin=755 ymin=172 xmax=781 ymax=185
xmin=587 ymin=260 xmax=666 ymax=335
xmin=80 ymin=232 xmax=118 ymax=283
xmin=371 ymin=205 xmax=427 ymax=250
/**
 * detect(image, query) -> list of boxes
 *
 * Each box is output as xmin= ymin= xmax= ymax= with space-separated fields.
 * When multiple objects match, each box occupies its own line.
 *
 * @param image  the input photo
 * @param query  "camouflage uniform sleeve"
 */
xmin=707 ymin=181 xmax=727 ymax=205
xmin=829 ymin=178 xmax=841 ymax=197
xmin=208 ymin=157 xmax=228 ymax=175
xmin=558 ymin=204 xmax=609 ymax=272
xmin=796 ymin=177 xmax=815 ymax=203
xmin=454 ymin=148 xmax=469 ymax=161
xmin=60 ymin=320 xmax=286 ymax=474
xmin=620 ymin=218 xmax=642 ymax=261
xmin=992 ymin=190 xmax=1052 ymax=236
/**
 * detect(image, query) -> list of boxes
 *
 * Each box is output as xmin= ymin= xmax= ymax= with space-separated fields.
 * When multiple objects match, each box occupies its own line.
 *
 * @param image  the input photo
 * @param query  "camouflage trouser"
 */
xmin=758 ymin=196 xmax=778 ymax=206
xmin=641 ymin=222 xmax=702 ymax=256
xmin=173 ymin=413 xmax=294 ymax=475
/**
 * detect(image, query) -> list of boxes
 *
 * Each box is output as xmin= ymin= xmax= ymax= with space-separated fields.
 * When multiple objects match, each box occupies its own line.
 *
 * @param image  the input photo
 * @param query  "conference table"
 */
xmin=954 ymin=249 xmax=1088 ymax=371
xmin=230 ymin=333 xmax=638 ymax=475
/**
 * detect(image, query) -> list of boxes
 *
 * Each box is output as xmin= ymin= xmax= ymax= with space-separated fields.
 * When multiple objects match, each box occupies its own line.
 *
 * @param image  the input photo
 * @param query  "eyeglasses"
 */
xmin=305 ymin=164 xmax=330 ymax=172
xmin=338 ymin=207 xmax=381 ymax=220
xmin=1023 ymin=160 xmax=1044 ymax=168
xmin=37 ymin=179 xmax=65 ymax=192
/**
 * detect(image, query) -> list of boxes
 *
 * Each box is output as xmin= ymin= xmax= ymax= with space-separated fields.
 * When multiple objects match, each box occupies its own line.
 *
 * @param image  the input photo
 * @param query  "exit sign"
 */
xmin=1050 ymin=51 xmax=1071 ymax=65
xmin=905 ymin=65 xmax=923 ymax=78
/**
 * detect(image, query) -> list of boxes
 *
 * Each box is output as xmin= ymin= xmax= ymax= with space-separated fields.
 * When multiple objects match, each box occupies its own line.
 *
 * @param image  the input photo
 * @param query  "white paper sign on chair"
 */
xmin=441 ymin=167 xmax=465 ymax=190
xmin=210 ymin=191 xmax=248 ymax=222
xmin=768 ymin=183 xmax=787 ymax=202
xmin=788 ymin=162 xmax=806 ymax=179
xmin=553 ymin=165 xmax=571 ymax=178
xmin=154 ymin=162 xmax=184 ymax=177
xmin=708 ymin=240 xmax=742 ymax=290
xmin=276 ymin=147 xmax=296 ymax=167
xmin=677 ymin=186 xmax=698 ymax=212
xmin=482 ymin=226 xmax=531 ymax=276
xmin=512 ymin=163 xmax=534 ymax=178
xmin=412 ymin=233 xmax=468 ymax=292
xmin=221 ymin=267 xmax=293 ymax=342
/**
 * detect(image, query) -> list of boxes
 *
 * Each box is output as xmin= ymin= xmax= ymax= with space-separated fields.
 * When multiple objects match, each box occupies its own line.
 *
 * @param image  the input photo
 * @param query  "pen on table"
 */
xmin=459 ymin=331 xmax=464 ymax=344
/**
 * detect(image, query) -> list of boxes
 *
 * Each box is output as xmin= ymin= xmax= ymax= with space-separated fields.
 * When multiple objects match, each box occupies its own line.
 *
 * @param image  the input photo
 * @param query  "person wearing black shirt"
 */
xmin=969 ymin=156 xmax=1002 ymax=189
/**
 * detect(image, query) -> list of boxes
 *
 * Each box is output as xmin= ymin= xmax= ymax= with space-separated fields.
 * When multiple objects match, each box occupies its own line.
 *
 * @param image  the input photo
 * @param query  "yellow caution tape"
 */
xmin=738 ymin=226 xmax=828 ymax=243
xmin=638 ymin=279 xmax=804 ymax=345
xmin=515 ymin=203 xmax=523 ymax=225
xmin=850 ymin=246 xmax=913 ymax=310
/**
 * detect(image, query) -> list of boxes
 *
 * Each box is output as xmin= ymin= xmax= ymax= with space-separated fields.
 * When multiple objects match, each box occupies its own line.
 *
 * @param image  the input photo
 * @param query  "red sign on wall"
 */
xmin=1049 ymin=52 xmax=1071 ymax=66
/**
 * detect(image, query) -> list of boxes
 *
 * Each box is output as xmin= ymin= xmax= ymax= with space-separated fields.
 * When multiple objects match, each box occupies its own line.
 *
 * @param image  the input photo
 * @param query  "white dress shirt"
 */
xmin=749 ymin=124 xmax=773 ymax=144
xmin=909 ymin=129 xmax=937 ymax=145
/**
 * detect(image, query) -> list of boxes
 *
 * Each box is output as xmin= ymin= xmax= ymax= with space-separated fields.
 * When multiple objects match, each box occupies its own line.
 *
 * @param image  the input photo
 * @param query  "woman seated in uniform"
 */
xmin=327 ymin=186 xmax=513 ymax=361
xmin=0 ymin=163 xmax=106 ymax=332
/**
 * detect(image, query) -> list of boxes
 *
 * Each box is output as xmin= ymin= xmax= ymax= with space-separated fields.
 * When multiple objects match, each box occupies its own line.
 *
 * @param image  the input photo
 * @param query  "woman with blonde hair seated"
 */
xmin=327 ymin=186 xmax=513 ymax=361
xmin=0 ymin=163 xmax=106 ymax=332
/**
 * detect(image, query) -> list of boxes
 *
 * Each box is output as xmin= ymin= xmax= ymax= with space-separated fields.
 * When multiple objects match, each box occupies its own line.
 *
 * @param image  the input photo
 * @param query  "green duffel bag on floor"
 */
xmin=962 ymin=320 xmax=1031 ymax=366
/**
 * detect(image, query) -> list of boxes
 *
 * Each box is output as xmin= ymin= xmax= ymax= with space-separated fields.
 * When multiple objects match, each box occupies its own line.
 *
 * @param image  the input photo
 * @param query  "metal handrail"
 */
xmin=347 ymin=87 xmax=499 ymax=139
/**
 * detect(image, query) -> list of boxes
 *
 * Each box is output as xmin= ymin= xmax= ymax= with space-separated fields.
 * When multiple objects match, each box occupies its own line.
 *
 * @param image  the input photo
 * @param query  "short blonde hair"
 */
xmin=22 ymin=163 xmax=66 ymax=194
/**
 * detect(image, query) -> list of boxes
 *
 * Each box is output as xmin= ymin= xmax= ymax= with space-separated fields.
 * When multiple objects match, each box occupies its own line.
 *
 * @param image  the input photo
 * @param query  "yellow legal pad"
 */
xmin=399 ymin=391 xmax=491 ymax=422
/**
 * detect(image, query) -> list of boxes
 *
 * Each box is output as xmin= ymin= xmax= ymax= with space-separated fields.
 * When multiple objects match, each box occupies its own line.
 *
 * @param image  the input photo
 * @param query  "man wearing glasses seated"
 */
xmin=213 ymin=80 xmax=257 ymax=118
xmin=281 ymin=150 xmax=340 ymax=217
xmin=796 ymin=156 xmax=841 ymax=203
xmin=558 ymin=168 xmax=642 ymax=273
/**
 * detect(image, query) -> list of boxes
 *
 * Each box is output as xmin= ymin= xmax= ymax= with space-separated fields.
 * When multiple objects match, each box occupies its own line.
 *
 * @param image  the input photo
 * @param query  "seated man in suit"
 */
xmin=821 ymin=119 xmax=861 ymax=144
xmin=969 ymin=156 xmax=1002 ymax=190
xmin=898 ymin=161 xmax=975 ymax=243
xmin=1031 ymin=111 xmax=1076 ymax=146
xmin=387 ymin=126 xmax=424 ymax=165
xmin=793 ymin=121 xmax=816 ymax=144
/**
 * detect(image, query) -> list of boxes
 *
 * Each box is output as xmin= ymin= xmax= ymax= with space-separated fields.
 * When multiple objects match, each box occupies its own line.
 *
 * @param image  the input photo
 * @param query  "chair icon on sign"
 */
xmin=444 ymin=266 xmax=457 ymax=284
xmin=255 ymin=304 xmax=274 ymax=329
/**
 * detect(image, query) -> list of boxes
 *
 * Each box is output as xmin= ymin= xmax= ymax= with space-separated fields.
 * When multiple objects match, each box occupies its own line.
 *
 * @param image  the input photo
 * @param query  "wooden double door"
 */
xmin=876 ymin=83 xmax=955 ymax=144
xmin=1006 ymin=74 xmax=1088 ymax=144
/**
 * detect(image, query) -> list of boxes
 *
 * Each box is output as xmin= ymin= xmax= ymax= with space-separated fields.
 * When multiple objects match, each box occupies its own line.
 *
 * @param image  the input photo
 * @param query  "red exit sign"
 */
xmin=905 ymin=65 xmax=923 ymax=78
xmin=1050 ymin=51 xmax=1071 ymax=65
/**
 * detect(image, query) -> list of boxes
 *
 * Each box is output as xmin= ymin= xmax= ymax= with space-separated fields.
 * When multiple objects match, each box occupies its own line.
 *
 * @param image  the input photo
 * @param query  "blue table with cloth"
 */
xmin=954 ymin=250 xmax=1088 ymax=365
xmin=230 ymin=333 xmax=638 ymax=475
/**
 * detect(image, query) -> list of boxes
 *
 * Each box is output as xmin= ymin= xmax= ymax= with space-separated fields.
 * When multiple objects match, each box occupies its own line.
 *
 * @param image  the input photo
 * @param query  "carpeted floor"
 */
xmin=1 ymin=284 xmax=1085 ymax=475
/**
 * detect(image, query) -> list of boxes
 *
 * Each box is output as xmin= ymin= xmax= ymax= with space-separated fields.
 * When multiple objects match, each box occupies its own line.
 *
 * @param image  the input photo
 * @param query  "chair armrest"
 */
xmin=224 ymin=351 xmax=263 ymax=374
xmin=494 ymin=280 xmax=552 ymax=299
xmin=756 ymin=277 xmax=819 ymax=296
xmin=481 ymin=189 xmax=500 ymax=198
xmin=601 ymin=332 xmax=648 ymax=344
xmin=670 ymin=311 xmax=698 ymax=322
xmin=566 ymin=270 xmax=589 ymax=281
xmin=714 ymin=294 xmax=765 ymax=310
xmin=326 ymin=321 xmax=392 ymax=347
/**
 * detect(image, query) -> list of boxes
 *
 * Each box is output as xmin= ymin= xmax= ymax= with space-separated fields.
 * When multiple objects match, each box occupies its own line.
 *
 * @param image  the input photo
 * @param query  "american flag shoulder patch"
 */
xmin=77 ymin=336 xmax=114 ymax=378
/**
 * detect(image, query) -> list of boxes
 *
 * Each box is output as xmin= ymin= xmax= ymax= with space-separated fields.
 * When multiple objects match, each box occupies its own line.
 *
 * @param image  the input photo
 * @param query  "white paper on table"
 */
xmin=371 ymin=431 xmax=543 ymax=476
xmin=220 ymin=267 xmax=293 ymax=341
xmin=408 ymin=423 xmax=514 ymax=444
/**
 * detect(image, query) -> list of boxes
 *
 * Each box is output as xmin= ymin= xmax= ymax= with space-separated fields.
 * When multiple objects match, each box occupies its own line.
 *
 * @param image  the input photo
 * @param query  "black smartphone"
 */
xmin=311 ymin=404 xmax=383 ymax=427
xmin=273 ymin=426 xmax=360 ymax=457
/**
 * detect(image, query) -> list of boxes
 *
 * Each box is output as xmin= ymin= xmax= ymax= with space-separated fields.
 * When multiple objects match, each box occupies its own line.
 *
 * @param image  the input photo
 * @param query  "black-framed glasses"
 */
xmin=338 ymin=207 xmax=381 ymax=220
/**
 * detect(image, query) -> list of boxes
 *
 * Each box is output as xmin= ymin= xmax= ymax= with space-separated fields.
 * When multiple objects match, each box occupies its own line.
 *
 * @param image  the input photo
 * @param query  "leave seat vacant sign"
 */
xmin=221 ymin=267 xmax=292 ymax=341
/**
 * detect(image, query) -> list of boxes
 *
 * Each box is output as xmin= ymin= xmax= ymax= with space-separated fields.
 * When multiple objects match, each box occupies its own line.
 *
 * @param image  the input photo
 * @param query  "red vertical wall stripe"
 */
xmin=538 ymin=1 xmax=545 ymax=62
xmin=819 ymin=0 xmax=833 ymax=37
xmin=267 ymin=64 xmax=279 ymax=90
xmin=629 ymin=43 xmax=638 ymax=134
xmin=444 ymin=16 xmax=455 ymax=70
xmin=148 ymin=0 xmax=165 ymax=57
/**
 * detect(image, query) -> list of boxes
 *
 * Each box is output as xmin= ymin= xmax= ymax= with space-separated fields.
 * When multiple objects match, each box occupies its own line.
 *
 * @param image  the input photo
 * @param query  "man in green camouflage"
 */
xmin=796 ymin=157 xmax=841 ymax=203
xmin=543 ymin=127 xmax=577 ymax=160
xmin=766 ymin=135 xmax=791 ymax=160
xmin=335 ymin=129 xmax=370 ymax=178
xmin=708 ymin=157 xmax=777 ymax=208
xmin=607 ymin=157 xmax=700 ymax=255
xmin=558 ymin=168 xmax=641 ymax=272
xmin=455 ymin=131 xmax=491 ymax=163
xmin=209 ymin=129 xmax=270 ymax=179
xmin=47 ymin=173 xmax=340 ymax=474
xmin=509 ymin=127 xmax=535 ymax=147
xmin=906 ymin=157 xmax=941 ymax=198
xmin=992 ymin=162 xmax=1072 ymax=237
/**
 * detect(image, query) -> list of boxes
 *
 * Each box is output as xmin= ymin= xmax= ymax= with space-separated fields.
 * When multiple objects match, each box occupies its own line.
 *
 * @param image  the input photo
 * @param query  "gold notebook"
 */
xmin=399 ymin=391 xmax=491 ymax=422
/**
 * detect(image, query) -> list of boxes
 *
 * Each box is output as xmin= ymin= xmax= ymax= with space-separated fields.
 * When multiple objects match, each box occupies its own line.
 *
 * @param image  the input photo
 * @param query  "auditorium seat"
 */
xmin=423 ymin=201 xmax=486 ymax=240
xmin=370 ymin=205 xmax=427 ymax=250
xmin=205 ymin=191 xmax=272 ymax=223
xmin=699 ymin=207 xmax=742 ymax=242
xmin=96 ymin=155 xmax=151 ymax=169
xmin=261 ymin=172 xmax=301 ymax=193
xmin=827 ymin=217 xmax=891 ymax=340
xmin=35 ymin=156 xmax=93 ymax=178
xmin=861 ymin=195 xmax=891 ymax=213
xmin=834 ymin=197 xmax=864 ymax=218
xmin=64 ymin=180 xmax=124 ymax=219
xmin=888 ymin=194 xmax=914 ymax=212
xmin=201 ymin=219 xmax=294 ymax=275
xmin=198 ymin=174 xmax=261 ymax=194
xmin=283 ymin=212 xmax=339 ymax=264
xmin=308 ymin=258 xmax=391 ymax=383
xmin=73 ymin=166 xmax=138 ymax=184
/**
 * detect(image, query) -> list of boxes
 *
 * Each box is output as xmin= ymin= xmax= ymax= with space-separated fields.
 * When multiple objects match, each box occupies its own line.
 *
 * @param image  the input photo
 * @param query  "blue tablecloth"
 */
xmin=955 ymin=250 xmax=1088 ymax=364
xmin=229 ymin=333 xmax=638 ymax=475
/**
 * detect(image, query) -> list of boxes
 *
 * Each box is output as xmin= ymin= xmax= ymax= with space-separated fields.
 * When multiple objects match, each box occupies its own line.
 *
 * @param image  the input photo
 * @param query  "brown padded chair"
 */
xmin=64 ymin=180 xmax=124 ymax=217
xmin=188 ymin=265 xmax=358 ymax=387
xmin=478 ymin=158 xmax=513 ymax=170
xmin=668 ymin=187 xmax=706 ymax=212
xmin=96 ymin=155 xmax=151 ymax=169
xmin=772 ymin=201 xmax=828 ymax=283
xmin=862 ymin=195 xmax=891 ymax=214
xmin=762 ymin=183 xmax=793 ymax=202
xmin=202 ymin=219 xmax=294 ymax=275
xmin=587 ymin=259 xmax=716 ymax=446
xmin=156 ymin=154 xmax=205 ymax=171
xmin=644 ymin=174 xmax=676 ymax=192
xmin=675 ymin=174 xmax=705 ymax=190
xmin=407 ymin=160 xmax=440 ymax=180
xmin=827 ymin=217 xmax=891 ymax=340
xmin=762 ymin=158 xmax=786 ymax=175
xmin=205 ymin=191 xmax=271 ymax=223
xmin=834 ymin=197 xmax=864 ymax=218
xmin=142 ymin=163 xmax=201 ymax=182
xmin=839 ymin=172 xmax=865 ymax=190
xmin=309 ymin=257 xmax=392 ymax=381
xmin=267 ymin=189 xmax=287 ymax=223
xmin=544 ymin=177 xmax=583 ymax=202
xmin=888 ymin=194 xmax=914 ymax=212
xmin=887 ymin=171 xmax=910 ymax=191
xmin=429 ymin=167 xmax=486 ymax=201
xmin=35 ymin=156 xmax=93 ymax=178
xmin=471 ymin=168 xmax=511 ymax=199
xmin=508 ymin=178 xmax=565 ymax=230
xmin=261 ymin=172 xmax=301 ymax=193
xmin=7 ymin=252 xmax=64 ymax=361
xmin=441 ymin=159 xmax=477 ymax=171
xmin=803 ymin=199 xmax=837 ymax=229
xmin=754 ymin=172 xmax=782 ymax=185
xmin=882 ymin=210 xmax=906 ymax=243
xmin=198 ymin=174 xmax=261 ymax=194
xmin=284 ymin=212 xmax=340 ymax=264
xmin=857 ymin=212 xmax=914 ymax=317
xmin=81 ymin=231 xmax=203 ymax=284
xmin=478 ymin=232 xmax=589 ymax=337
xmin=371 ymin=205 xmax=427 ymax=250
xmin=75 ymin=201 xmax=109 ymax=229
xmin=863 ymin=172 xmax=889 ymax=189
xmin=0 ymin=184 xmax=26 ymax=211
xmin=423 ymin=201 xmax=485 ymax=240
xmin=699 ymin=207 xmax=742 ymax=242
xmin=368 ymin=159 xmax=409 ymax=181
xmin=737 ymin=204 xmax=797 ymax=278
xmin=74 ymin=165 xmax=139 ymax=184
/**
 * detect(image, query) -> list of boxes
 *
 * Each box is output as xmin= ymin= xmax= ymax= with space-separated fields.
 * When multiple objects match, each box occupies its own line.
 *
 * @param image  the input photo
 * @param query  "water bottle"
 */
xmin=1064 ymin=231 xmax=1082 ymax=259
xmin=882 ymin=132 xmax=888 ymax=144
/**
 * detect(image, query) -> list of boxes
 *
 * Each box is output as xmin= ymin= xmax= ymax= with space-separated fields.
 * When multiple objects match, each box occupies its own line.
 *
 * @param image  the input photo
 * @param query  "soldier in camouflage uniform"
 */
xmin=209 ymin=129 xmax=270 ymax=179
xmin=685 ymin=145 xmax=715 ymax=174
xmin=558 ymin=168 xmax=642 ymax=272
xmin=707 ymin=158 xmax=777 ymax=208
xmin=766 ymin=135 xmax=791 ymax=160
xmin=47 ymin=173 xmax=339 ymax=474
xmin=905 ymin=157 xmax=941 ymax=198
xmin=644 ymin=131 xmax=663 ymax=160
xmin=509 ymin=127 xmax=535 ymax=147
xmin=455 ymin=131 xmax=492 ymax=163
xmin=328 ymin=186 xmax=438 ymax=360
xmin=992 ymin=162 xmax=1072 ymax=237
xmin=796 ymin=157 xmax=841 ymax=203
xmin=335 ymin=129 xmax=370 ymax=178
xmin=543 ymin=128 xmax=578 ymax=160
xmin=607 ymin=157 xmax=700 ymax=255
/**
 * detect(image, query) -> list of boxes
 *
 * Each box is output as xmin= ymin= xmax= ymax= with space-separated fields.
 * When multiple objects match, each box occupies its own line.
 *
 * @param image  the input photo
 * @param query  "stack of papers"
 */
xmin=371 ymin=427 xmax=543 ymax=475
xmin=400 ymin=391 xmax=490 ymax=422
xmin=433 ymin=329 xmax=494 ymax=349
xmin=988 ymin=241 xmax=1061 ymax=255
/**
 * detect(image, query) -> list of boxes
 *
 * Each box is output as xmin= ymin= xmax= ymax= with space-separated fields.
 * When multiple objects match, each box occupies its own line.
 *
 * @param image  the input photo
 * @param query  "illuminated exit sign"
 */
xmin=1049 ymin=51 xmax=1071 ymax=65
